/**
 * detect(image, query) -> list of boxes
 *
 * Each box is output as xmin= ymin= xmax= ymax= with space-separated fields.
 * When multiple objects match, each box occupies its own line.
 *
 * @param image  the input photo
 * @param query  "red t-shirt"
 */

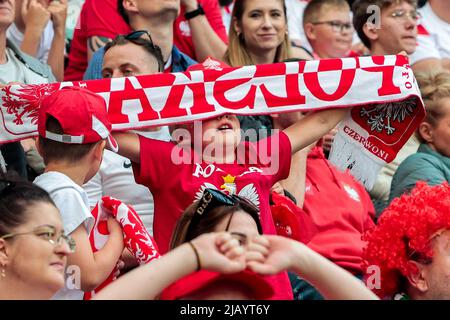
xmin=134 ymin=131 xmax=293 ymax=299
xmin=64 ymin=0 xmax=131 ymax=81
xmin=300 ymin=146 xmax=376 ymax=274
xmin=174 ymin=0 xmax=228 ymax=60
xmin=64 ymin=0 xmax=228 ymax=81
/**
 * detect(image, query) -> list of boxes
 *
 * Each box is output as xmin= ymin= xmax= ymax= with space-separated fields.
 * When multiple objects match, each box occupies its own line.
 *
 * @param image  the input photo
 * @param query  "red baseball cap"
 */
xmin=160 ymin=269 xmax=274 ymax=300
xmin=187 ymin=56 xmax=231 ymax=72
xmin=38 ymin=86 xmax=118 ymax=152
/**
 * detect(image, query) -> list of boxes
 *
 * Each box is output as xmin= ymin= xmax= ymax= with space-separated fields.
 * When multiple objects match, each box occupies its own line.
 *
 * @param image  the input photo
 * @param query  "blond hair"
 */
xmin=416 ymin=71 xmax=450 ymax=142
xmin=223 ymin=0 xmax=291 ymax=67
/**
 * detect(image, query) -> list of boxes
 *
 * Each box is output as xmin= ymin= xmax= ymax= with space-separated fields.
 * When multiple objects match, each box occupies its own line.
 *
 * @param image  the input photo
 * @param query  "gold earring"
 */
xmin=0 ymin=266 xmax=5 ymax=279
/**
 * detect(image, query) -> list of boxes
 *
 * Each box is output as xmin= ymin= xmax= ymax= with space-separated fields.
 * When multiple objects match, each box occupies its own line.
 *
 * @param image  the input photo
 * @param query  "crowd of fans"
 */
xmin=0 ymin=0 xmax=449 ymax=300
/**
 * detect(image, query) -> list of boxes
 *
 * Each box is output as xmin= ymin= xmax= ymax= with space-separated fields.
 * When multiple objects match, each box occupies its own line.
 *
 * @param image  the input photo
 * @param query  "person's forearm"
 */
xmin=93 ymin=243 xmax=197 ymax=300
xmin=188 ymin=16 xmax=227 ymax=61
xmin=292 ymin=243 xmax=378 ymax=300
xmin=280 ymin=150 xmax=308 ymax=207
xmin=47 ymin=29 xmax=65 ymax=81
xmin=21 ymin=28 xmax=42 ymax=57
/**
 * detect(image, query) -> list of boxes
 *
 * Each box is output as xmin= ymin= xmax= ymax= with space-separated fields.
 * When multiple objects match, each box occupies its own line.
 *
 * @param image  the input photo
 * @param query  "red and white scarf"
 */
xmin=0 ymin=55 xmax=424 ymax=188
xmin=84 ymin=196 xmax=160 ymax=300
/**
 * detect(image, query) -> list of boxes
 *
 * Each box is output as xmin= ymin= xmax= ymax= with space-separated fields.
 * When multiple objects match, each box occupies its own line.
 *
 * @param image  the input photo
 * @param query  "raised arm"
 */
xmin=247 ymin=235 xmax=378 ymax=300
xmin=93 ymin=232 xmax=245 ymax=300
xmin=111 ymin=132 xmax=141 ymax=164
xmin=283 ymin=108 xmax=347 ymax=155
xmin=47 ymin=0 xmax=67 ymax=81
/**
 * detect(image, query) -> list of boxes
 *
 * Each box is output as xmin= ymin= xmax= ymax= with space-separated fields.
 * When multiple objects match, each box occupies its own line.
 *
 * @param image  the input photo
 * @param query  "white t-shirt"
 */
xmin=0 ymin=47 xmax=49 ymax=84
xmin=34 ymin=171 xmax=94 ymax=300
xmin=221 ymin=3 xmax=234 ymax=35
xmin=410 ymin=2 xmax=450 ymax=64
xmin=7 ymin=22 xmax=54 ymax=63
xmin=83 ymin=127 xmax=171 ymax=236
xmin=286 ymin=0 xmax=311 ymax=51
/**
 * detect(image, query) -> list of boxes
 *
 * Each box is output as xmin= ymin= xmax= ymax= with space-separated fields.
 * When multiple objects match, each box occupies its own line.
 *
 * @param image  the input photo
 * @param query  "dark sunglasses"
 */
xmin=187 ymin=188 xmax=263 ymax=243
xmin=123 ymin=30 xmax=164 ymax=72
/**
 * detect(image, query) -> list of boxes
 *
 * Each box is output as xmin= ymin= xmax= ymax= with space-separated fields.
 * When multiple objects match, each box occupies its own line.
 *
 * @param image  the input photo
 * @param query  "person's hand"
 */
xmin=47 ymin=0 xmax=67 ymax=33
xmin=181 ymin=0 xmax=198 ymax=12
xmin=246 ymin=235 xmax=298 ymax=275
xmin=107 ymin=217 xmax=125 ymax=250
xmin=322 ymin=127 xmax=338 ymax=153
xmin=271 ymin=182 xmax=284 ymax=195
xmin=112 ymin=259 xmax=125 ymax=280
xmin=351 ymin=42 xmax=370 ymax=56
xmin=20 ymin=138 xmax=37 ymax=153
xmin=190 ymin=232 xmax=246 ymax=274
xmin=22 ymin=0 xmax=51 ymax=32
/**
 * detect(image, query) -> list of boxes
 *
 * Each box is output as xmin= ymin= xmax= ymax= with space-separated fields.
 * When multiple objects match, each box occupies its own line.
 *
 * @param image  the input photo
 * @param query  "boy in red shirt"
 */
xmin=111 ymin=59 xmax=347 ymax=299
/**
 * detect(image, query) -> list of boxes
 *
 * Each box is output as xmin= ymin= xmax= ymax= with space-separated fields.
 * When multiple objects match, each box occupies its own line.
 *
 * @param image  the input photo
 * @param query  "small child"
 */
xmin=34 ymin=86 xmax=124 ymax=300
xmin=303 ymin=0 xmax=354 ymax=59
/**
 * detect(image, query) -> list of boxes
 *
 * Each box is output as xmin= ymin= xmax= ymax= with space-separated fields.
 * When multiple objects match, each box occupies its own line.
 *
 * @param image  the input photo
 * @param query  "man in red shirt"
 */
xmin=64 ymin=0 xmax=228 ymax=81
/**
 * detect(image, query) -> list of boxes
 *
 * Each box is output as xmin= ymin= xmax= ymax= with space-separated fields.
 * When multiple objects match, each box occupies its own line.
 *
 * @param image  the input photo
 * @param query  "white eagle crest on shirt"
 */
xmin=194 ymin=174 xmax=260 ymax=208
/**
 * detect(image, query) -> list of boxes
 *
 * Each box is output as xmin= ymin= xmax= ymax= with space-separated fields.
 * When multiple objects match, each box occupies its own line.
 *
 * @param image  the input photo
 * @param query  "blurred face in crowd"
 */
xmin=304 ymin=5 xmax=353 ymax=58
xmin=411 ymin=230 xmax=450 ymax=300
xmin=0 ymin=202 xmax=70 ymax=299
xmin=126 ymin=0 xmax=180 ymax=18
xmin=420 ymin=98 xmax=450 ymax=158
xmin=102 ymin=42 xmax=160 ymax=78
xmin=199 ymin=114 xmax=242 ymax=157
xmin=366 ymin=1 xmax=418 ymax=55
xmin=234 ymin=0 xmax=287 ymax=56
xmin=0 ymin=0 xmax=14 ymax=29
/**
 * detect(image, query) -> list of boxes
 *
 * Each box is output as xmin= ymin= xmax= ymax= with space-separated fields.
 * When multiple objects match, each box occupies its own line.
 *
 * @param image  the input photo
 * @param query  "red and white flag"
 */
xmin=0 ymin=55 xmax=425 ymax=188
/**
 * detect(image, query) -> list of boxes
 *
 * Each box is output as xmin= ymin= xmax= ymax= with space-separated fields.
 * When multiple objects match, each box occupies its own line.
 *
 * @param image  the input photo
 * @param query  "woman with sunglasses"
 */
xmin=0 ymin=177 xmax=74 ymax=299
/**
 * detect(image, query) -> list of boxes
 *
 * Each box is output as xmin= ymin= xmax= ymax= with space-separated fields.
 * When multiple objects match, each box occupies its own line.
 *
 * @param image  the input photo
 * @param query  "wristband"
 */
xmin=184 ymin=4 xmax=205 ymax=20
xmin=188 ymin=241 xmax=201 ymax=271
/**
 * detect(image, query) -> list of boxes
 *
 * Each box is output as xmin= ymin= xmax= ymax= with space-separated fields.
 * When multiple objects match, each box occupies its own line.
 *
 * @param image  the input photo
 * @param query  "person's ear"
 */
xmin=418 ymin=122 xmax=434 ymax=144
xmin=233 ymin=17 xmax=242 ymax=37
xmin=122 ymin=0 xmax=138 ymax=14
xmin=93 ymin=140 xmax=107 ymax=162
xmin=35 ymin=136 xmax=44 ymax=157
xmin=362 ymin=22 xmax=379 ymax=42
xmin=406 ymin=260 xmax=429 ymax=293
xmin=304 ymin=23 xmax=316 ymax=41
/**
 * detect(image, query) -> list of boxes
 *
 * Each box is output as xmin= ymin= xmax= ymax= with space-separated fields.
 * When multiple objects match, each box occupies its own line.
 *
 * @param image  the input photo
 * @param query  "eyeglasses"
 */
xmin=1 ymin=225 xmax=76 ymax=253
xmin=312 ymin=20 xmax=353 ymax=33
xmin=187 ymin=188 xmax=262 ymax=244
xmin=390 ymin=9 xmax=422 ymax=25
xmin=123 ymin=30 xmax=164 ymax=72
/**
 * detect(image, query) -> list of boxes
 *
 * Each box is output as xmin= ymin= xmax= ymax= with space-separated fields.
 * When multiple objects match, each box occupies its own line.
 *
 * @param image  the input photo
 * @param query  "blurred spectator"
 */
xmin=303 ymin=0 xmax=354 ymax=59
xmin=363 ymin=181 xmax=450 ymax=300
xmin=410 ymin=0 xmax=450 ymax=72
xmin=223 ymin=0 xmax=312 ymax=66
xmin=64 ymin=0 xmax=227 ymax=81
xmin=389 ymin=71 xmax=450 ymax=202
xmin=0 ymin=0 xmax=56 ymax=181
xmin=8 ymin=0 xmax=67 ymax=81
xmin=352 ymin=0 xmax=421 ymax=210
xmin=84 ymin=0 xmax=196 ymax=80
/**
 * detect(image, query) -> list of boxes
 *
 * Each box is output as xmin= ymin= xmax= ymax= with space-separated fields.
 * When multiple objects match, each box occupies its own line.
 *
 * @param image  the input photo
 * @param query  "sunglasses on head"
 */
xmin=187 ymin=188 xmax=263 ymax=244
xmin=123 ymin=30 xmax=164 ymax=72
